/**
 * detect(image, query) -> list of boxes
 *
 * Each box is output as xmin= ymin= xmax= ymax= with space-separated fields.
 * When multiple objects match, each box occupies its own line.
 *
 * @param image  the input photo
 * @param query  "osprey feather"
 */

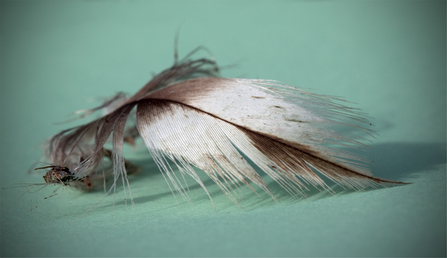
xmin=35 ymin=48 xmax=406 ymax=206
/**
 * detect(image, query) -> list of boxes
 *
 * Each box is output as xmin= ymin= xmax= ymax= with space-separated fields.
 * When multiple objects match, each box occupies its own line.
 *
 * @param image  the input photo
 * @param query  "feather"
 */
xmin=36 ymin=48 xmax=407 ymax=207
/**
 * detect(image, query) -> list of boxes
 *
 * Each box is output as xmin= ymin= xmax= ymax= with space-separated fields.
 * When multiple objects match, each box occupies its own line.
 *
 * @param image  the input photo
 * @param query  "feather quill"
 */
xmin=36 ymin=48 xmax=406 ymax=207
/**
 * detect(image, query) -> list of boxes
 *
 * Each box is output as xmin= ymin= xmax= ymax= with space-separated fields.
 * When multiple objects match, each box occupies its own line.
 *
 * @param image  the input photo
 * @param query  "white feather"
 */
xmin=37 ymin=54 xmax=406 ymax=207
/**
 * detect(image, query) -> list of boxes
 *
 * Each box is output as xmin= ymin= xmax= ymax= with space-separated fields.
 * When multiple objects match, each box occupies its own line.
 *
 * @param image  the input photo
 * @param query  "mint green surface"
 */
xmin=1 ymin=1 xmax=446 ymax=257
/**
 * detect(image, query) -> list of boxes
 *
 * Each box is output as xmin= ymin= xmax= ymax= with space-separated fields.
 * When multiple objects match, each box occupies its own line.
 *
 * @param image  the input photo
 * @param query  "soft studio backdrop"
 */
xmin=1 ymin=1 xmax=445 ymax=257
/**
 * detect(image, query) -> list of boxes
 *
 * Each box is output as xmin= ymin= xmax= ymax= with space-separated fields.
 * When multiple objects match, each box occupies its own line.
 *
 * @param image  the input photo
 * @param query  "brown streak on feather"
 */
xmin=284 ymin=118 xmax=305 ymax=123
xmin=242 ymin=128 xmax=406 ymax=185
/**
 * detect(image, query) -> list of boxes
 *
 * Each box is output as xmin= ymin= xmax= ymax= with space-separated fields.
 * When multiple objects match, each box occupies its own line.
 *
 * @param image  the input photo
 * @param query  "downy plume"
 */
xmin=36 ymin=47 xmax=406 ymax=207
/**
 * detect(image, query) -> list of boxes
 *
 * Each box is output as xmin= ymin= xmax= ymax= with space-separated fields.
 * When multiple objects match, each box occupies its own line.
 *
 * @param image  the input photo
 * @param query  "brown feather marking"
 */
xmin=241 ymin=128 xmax=408 ymax=187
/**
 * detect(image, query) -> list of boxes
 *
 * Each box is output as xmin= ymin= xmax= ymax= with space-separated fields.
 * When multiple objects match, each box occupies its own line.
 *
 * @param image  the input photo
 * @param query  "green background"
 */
xmin=1 ymin=0 xmax=446 ymax=257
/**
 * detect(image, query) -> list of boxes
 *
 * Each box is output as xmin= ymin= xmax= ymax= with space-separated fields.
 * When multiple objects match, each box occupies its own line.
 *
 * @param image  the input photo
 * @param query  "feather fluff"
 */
xmin=36 ymin=49 xmax=406 ymax=207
